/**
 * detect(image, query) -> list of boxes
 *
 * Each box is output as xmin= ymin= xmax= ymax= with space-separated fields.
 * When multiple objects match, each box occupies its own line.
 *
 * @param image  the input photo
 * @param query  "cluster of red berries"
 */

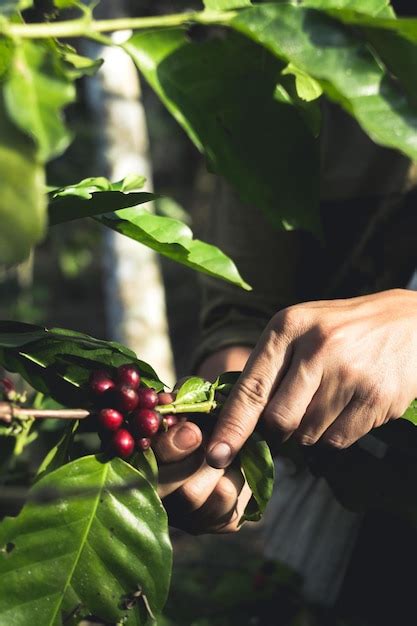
xmin=89 ymin=364 xmax=177 ymax=458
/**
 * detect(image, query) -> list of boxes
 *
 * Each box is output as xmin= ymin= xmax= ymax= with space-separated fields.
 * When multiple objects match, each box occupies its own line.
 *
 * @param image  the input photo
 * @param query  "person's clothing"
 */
xmin=193 ymin=61 xmax=417 ymax=624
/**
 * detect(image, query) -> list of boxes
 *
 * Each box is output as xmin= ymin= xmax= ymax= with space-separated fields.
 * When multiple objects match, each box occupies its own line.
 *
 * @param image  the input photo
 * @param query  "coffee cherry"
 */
xmin=137 ymin=437 xmax=151 ymax=451
xmin=98 ymin=408 xmax=124 ymax=432
xmin=1 ymin=378 xmax=14 ymax=394
xmin=138 ymin=387 xmax=158 ymax=410
xmin=132 ymin=408 xmax=160 ymax=437
xmin=162 ymin=414 xmax=178 ymax=430
xmin=158 ymin=392 xmax=175 ymax=405
xmin=112 ymin=429 xmax=135 ymax=458
xmin=113 ymin=385 xmax=139 ymax=412
xmin=89 ymin=370 xmax=115 ymax=396
xmin=117 ymin=364 xmax=141 ymax=389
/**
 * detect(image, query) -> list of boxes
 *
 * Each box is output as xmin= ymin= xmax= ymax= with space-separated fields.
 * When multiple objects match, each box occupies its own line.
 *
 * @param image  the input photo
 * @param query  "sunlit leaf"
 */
xmin=0 ymin=455 xmax=172 ymax=625
xmin=174 ymin=376 xmax=212 ymax=404
xmin=125 ymin=29 xmax=320 ymax=232
xmin=232 ymin=3 xmax=417 ymax=160
xmin=0 ymin=93 xmax=46 ymax=267
xmin=4 ymin=40 xmax=75 ymax=161
xmin=239 ymin=432 xmax=275 ymax=523
xmin=0 ymin=322 xmax=163 ymax=406
xmin=97 ymin=207 xmax=252 ymax=290
xmin=49 ymin=175 xmax=154 ymax=224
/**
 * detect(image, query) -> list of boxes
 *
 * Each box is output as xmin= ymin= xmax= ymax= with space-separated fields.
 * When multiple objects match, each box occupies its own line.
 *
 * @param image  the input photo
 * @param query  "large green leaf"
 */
xmin=125 ymin=29 xmax=320 ymax=232
xmin=0 ymin=455 xmax=172 ymax=625
xmin=96 ymin=207 xmax=252 ymax=290
xmin=302 ymin=5 xmax=417 ymax=104
xmin=4 ymin=40 xmax=75 ymax=162
xmin=232 ymin=3 xmax=417 ymax=161
xmin=239 ymin=431 xmax=275 ymax=523
xmin=0 ymin=322 xmax=163 ymax=406
xmin=0 ymin=93 xmax=46 ymax=267
xmin=49 ymin=175 xmax=156 ymax=225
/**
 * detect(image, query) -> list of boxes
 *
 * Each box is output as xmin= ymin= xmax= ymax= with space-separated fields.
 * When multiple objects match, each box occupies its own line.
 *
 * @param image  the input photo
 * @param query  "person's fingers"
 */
xmin=187 ymin=467 xmax=245 ymax=532
xmin=262 ymin=356 xmax=322 ymax=439
xmin=163 ymin=462 xmax=225 ymax=524
xmin=319 ymin=393 xmax=382 ymax=449
xmin=206 ymin=481 xmax=253 ymax=534
xmin=206 ymin=318 xmax=293 ymax=469
xmin=157 ymin=450 xmax=205 ymax=498
xmin=294 ymin=379 xmax=355 ymax=445
xmin=153 ymin=422 xmax=202 ymax=464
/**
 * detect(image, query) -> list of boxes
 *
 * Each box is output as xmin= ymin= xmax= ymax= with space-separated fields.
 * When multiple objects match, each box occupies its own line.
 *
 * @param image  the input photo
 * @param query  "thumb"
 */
xmin=153 ymin=421 xmax=202 ymax=465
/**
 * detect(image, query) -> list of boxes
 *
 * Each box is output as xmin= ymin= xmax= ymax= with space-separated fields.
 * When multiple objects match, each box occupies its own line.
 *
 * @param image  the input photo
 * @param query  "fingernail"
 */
xmin=207 ymin=442 xmax=232 ymax=468
xmin=173 ymin=425 xmax=199 ymax=450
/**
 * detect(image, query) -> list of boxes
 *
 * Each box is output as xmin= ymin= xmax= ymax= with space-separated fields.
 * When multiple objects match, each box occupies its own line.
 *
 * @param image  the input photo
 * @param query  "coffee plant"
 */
xmin=1 ymin=0 xmax=417 ymax=624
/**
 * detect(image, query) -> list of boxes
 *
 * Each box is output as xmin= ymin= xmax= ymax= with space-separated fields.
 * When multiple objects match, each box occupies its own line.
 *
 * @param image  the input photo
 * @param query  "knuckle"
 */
xmin=263 ymin=403 xmax=299 ymax=432
xmin=237 ymin=375 xmax=270 ymax=407
xmin=322 ymin=434 xmax=351 ymax=450
xmin=214 ymin=478 xmax=238 ymax=504
xmin=296 ymin=431 xmax=318 ymax=446
xmin=272 ymin=306 xmax=301 ymax=336
xmin=218 ymin=416 xmax=248 ymax=442
xmin=177 ymin=482 xmax=205 ymax=512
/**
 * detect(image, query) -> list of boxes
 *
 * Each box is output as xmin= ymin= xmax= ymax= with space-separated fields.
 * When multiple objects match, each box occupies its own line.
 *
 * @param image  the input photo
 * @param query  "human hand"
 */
xmin=155 ymin=420 xmax=252 ymax=533
xmin=206 ymin=289 xmax=417 ymax=468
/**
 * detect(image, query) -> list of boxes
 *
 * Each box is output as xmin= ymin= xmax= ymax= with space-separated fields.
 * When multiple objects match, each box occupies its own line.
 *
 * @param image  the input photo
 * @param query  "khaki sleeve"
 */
xmin=193 ymin=179 xmax=306 ymax=367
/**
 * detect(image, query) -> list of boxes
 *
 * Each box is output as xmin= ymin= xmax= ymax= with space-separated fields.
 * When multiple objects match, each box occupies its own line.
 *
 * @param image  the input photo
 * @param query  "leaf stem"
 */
xmin=2 ymin=10 xmax=237 ymax=39
xmin=158 ymin=400 xmax=217 ymax=415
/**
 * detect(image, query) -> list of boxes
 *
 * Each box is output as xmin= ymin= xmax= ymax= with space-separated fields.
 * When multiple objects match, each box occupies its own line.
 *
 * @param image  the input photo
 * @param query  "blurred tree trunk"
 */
xmin=82 ymin=0 xmax=175 ymax=387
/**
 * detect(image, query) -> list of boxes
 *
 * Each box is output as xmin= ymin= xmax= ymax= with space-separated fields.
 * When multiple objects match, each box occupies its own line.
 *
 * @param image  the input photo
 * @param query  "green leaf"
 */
xmin=96 ymin=207 xmax=252 ymax=290
xmin=203 ymin=0 xmax=251 ymax=9
xmin=4 ymin=40 xmax=75 ymax=162
xmin=301 ymin=7 xmax=417 ymax=106
xmin=302 ymin=0 xmax=395 ymax=17
xmin=174 ymin=376 xmax=212 ymax=404
xmin=239 ymin=432 xmax=275 ymax=523
xmin=132 ymin=448 xmax=159 ymax=487
xmin=0 ymin=0 xmax=32 ymax=15
xmin=36 ymin=421 xmax=77 ymax=480
xmin=125 ymin=29 xmax=320 ymax=232
xmin=0 ymin=37 xmax=14 ymax=81
xmin=232 ymin=3 xmax=417 ymax=161
xmin=49 ymin=175 xmax=154 ymax=225
xmin=0 ymin=322 xmax=163 ymax=406
xmin=402 ymin=399 xmax=417 ymax=426
xmin=0 ymin=455 xmax=172 ymax=625
xmin=60 ymin=47 xmax=104 ymax=78
xmin=0 ymin=92 xmax=46 ymax=267
xmin=282 ymin=62 xmax=323 ymax=102
xmin=213 ymin=371 xmax=241 ymax=397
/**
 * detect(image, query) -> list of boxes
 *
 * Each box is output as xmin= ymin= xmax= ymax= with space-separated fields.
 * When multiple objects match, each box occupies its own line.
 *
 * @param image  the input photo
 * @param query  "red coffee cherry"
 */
xmin=138 ymin=387 xmax=158 ymax=410
xmin=132 ymin=408 xmax=160 ymax=437
xmin=1 ymin=378 xmax=15 ymax=394
xmin=98 ymin=408 xmax=124 ymax=432
xmin=158 ymin=392 xmax=175 ymax=405
xmin=89 ymin=370 xmax=115 ymax=396
xmin=117 ymin=364 xmax=141 ymax=389
xmin=162 ymin=414 xmax=178 ymax=430
xmin=137 ymin=437 xmax=151 ymax=451
xmin=112 ymin=429 xmax=135 ymax=458
xmin=113 ymin=385 xmax=139 ymax=412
